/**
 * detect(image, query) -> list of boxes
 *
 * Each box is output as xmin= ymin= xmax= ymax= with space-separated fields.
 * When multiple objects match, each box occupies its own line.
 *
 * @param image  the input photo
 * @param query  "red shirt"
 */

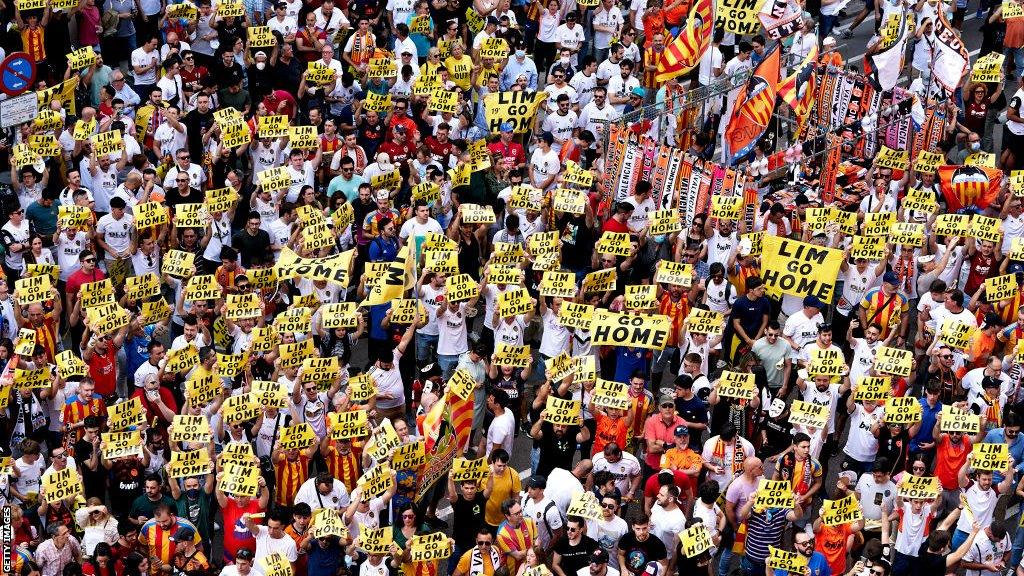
xmin=425 ymin=136 xmax=456 ymax=161
xmin=130 ymin=387 xmax=179 ymax=427
xmin=88 ymin=346 xmax=118 ymax=397
xmin=66 ymin=268 xmax=107 ymax=302
xmin=488 ymin=141 xmax=525 ymax=170
xmin=222 ymin=499 xmax=263 ymax=562
xmin=378 ymin=141 xmax=414 ymax=165
xmin=602 ymin=217 xmax=630 ymax=234
xmin=643 ymin=470 xmax=692 ymax=501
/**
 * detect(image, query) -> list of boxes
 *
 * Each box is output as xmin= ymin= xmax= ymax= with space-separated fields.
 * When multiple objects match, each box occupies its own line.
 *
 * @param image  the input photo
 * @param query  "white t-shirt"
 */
xmin=844 ymin=404 xmax=885 ymax=462
xmin=96 ymin=213 xmax=135 ymax=254
xmin=650 ymin=503 xmax=686 ymax=552
xmin=295 ymin=478 xmax=351 ymax=512
xmin=964 ymin=533 xmax=1011 ymax=576
xmin=530 ymin=148 xmax=561 ymax=189
xmin=254 ymin=525 xmax=298 ymax=561
xmin=437 ymin=304 xmax=468 ymax=356
xmin=956 ymin=481 xmax=998 ymax=533
xmin=854 ymin=474 xmax=896 ymax=521
xmin=1007 ymin=89 xmax=1024 ymax=136
xmin=570 ymin=71 xmax=597 ymax=108
xmin=592 ymin=6 xmax=623 ymax=49
xmin=850 ymin=338 xmax=881 ymax=385
xmin=591 ymin=451 xmax=642 ymax=495
xmin=486 ymin=409 xmax=515 ymax=457
xmin=698 ymin=45 xmax=723 ymax=86
xmin=286 ymin=162 xmax=316 ymax=203
xmin=606 ymin=74 xmax=640 ymax=113
xmin=522 ymin=495 xmax=565 ymax=549
xmin=131 ymin=47 xmax=160 ymax=85
xmin=895 ymin=501 xmax=934 ymax=556
xmin=783 ymin=311 xmax=824 ymax=359
xmin=802 ymin=383 xmax=842 ymax=435
xmin=839 ymin=267 xmax=879 ymax=315
xmin=626 ymin=195 xmax=655 ymax=232
xmin=585 ymin=516 xmax=628 ymax=570
xmin=540 ymin=308 xmax=571 ymax=357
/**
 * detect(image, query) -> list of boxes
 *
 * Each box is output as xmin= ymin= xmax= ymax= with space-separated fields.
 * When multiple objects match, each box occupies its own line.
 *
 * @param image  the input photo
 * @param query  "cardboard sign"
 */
xmin=361 ymin=527 xmax=394 ymax=554
xmin=366 ymin=419 xmax=402 ymax=462
xmin=85 ymin=302 xmax=129 ymax=336
xmin=985 ymin=274 xmax=1019 ymax=302
xmin=91 ymin=130 xmax=124 ymax=156
xmin=574 ymin=355 xmax=596 ymax=384
xmin=680 ymin=523 xmax=713 ymax=558
xmin=165 ymin=344 xmax=199 ymax=375
xmin=278 ymin=423 xmax=317 ymax=451
xmin=890 ymin=222 xmax=925 ymax=247
xmin=565 ymin=491 xmax=602 ymax=521
xmin=493 ymin=343 xmax=531 ymax=368
xmin=971 ymin=52 xmax=1005 ymax=82
xmin=686 ymin=308 xmax=724 ymax=335
xmin=391 ymin=440 xmax=427 ymax=470
xmin=545 ymin=396 xmax=581 ymax=425
xmin=593 ymin=378 xmax=630 ymax=410
xmin=850 ymin=236 xmax=886 ymax=261
xmin=539 ymin=271 xmax=577 ymax=298
xmin=101 ymin=430 xmax=144 ymax=459
xmin=761 ymin=237 xmax=844 ymax=301
xmin=885 ymin=396 xmax=921 ymax=424
xmin=710 ymin=195 xmax=743 ymax=221
xmin=80 ymin=278 xmax=114 ymax=309
xmin=716 ymin=371 xmax=756 ymax=400
xmin=788 ymin=400 xmax=829 ymax=429
xmin=595 ymin=232 xmax=633 ymax=257
xmin=855 ymin=377 xmax=892 ymax=401
xmin=108 ymin=397 xmax=145 ymax=431
xmin=445 ymin=274 xmax=479 ymax=302
xmin=363 ymin=90 xmax=392 ymax=113
xmin=863 ymin=211 xmax=896 ymax=237
xmin=169 ymin=414 xmax=213 ymax=444
xmin=248 ymin=25 xmax=276 ymax=47
xmin=807 ymin=348 xmax=846 ymax=378
xmin=873 ymin=346 xmax=913 ymax=377
xmin=874 ymin=146 xmax=909 ymax=170
xmin=648 ymin=210 xmax=683 ymax=236
xmin=367 ymin=57 xmax=396 ymax=79
xmin=822 ymin=494 xmax=863 ymax=526
xmin=914 ymin=151 xmax=944 ymax=175
xmin=42 ymin=467 xmax=83 ymax=502
xmin=14 ymin=329 xmax=35 ymax=357
xmin=940 ymin=319 xmax=975 ymax=350
xmin=220 ymin=461 xmax=260 ymax=497
xmin=15 ymin=366 xmax=52 ymax=389
xmin=553 ymin=188 xmax=587 ymax=214
xmin=754 ymin=479 xmax=795 ymax=509
xmin=55 ymin=350 xmax=89 ymax=380
xmin=624 ymin=284 xmax=658 ymax=310
xmin=124 ymin=273 xmax=160 ymax=301
xmin=655 ymin=260 xmax=694 ymax=287
xmin=478 ymin=37 xmax=508 ymax=59
xmin=972 ymin=442 xmax=1009 ymax=471
xmin=557 ymin=301 xmax=594 ymax=331
xmin=461 ymin=204 xmax=496 ymax=224
xmin=971 ymin=214 xmax=1003 ymax=244
xmin=767 ymin=547 xmax=808 ymax=574
xmin=222 ymin=392 xmax=261 ymax=425
xmin=58 ymin=204 xmax=91 ymax=228
xmin=897 ymin=475 xmax=940 ymax=499
xmin=329 ymin=410 xmax=370 ymax=440
xmin=934 ymin=214 xmax=972 ymax=237
xmin=582 ymin=268 xmax=617 ymax=293
xmin=591 ymin=310 xmax=672 ymax=350
xmin=186 ymin=373 xmax=221 ymax=406
xmin=715 ymin=0 xmax=768 ymax=34
xmin=275 ymin=307 xmax=313 ymax=335
xmin=562 ymin=160 xmax=593 ymax=189
xmin=545 ymin=352 xmax=576 ymax=383
xmin=357 ymin=463 xmax=394 ymax=498
xmin=483 ymin=91 xmax=547 ymax=133
xmin=409 ymin=532 xmax=451 ymax=562
xmin=940 ymin=405 xmax=981 ymax=434
xmin=27 ymin=135 xmax=61 ymax=157
xmin=169 ymin=449 xmax=213 ymax=478
xmin=163 ymin=249 xmax=196 ymax=278
xmin=429 ymin=87 xmax=459 ymax=114
xmin=15 ymin=274 xmax=51 ymax=305
xmin=306 ymin=61 xmax=336 ymax=85
xmin=451 ymin=457 xmax=489 ymax=482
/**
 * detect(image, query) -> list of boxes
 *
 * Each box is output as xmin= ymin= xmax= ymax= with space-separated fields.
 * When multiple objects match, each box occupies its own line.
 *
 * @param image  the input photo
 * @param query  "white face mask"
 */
xmin=256 ymin=61 xmax=266 ymax=70
xmin=559 ymin=57 xmax=570 ymax=65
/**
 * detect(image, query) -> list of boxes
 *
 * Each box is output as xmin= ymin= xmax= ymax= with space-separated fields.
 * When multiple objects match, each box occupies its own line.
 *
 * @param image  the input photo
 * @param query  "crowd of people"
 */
xmin=1 ymin=0 xmax=1024 ymax=574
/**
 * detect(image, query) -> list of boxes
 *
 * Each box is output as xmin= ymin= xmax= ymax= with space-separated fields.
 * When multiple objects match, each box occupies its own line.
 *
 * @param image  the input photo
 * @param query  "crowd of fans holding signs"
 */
xmin=3 ymin=0 xmax=1024 ymax=573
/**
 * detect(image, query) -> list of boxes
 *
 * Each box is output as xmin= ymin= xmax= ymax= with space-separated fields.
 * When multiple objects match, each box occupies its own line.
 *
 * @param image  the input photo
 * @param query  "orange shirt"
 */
xmin=815 ymin=523 xmax=853 ymax=575
xmin=660 ymin=447 xmax=703 ymax=472
xmin=592 ymin=413 xmax=628 ymax=456
xmin=934 ymin=434 xmax=971 ymax=490
xmin=21 ymin=27 xmax=46 ymax=62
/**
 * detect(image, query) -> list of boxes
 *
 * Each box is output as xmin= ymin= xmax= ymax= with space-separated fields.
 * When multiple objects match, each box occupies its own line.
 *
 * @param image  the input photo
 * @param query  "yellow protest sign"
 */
xmin=361 ymin=527 xmax=394 ymax=554
xmin=592 ymin=378 xmax=630 ymax=410
xmin=451 ymin=457 xmax=489 ymax=482
xmin=42 ymin=467 xmax=82 ymax=502
xmin=55 ymin=350 xmax=89 ymax=380
xmin=972 ymin=442 xmax=1009 ymax=471
xmin=185 ymin=274 xmax=220 ymax=302
xmin=58 ymin=204 xmax=91 ymax=228
xmin=369 ymin=169 xmax=402 ymax=192
xmin=807 ymin=348 xmax=846 ymax=378
xmin=624 ymin=284 xmax=658 ymax=310
xmin=715 ymin=0 xmax=767 ymax=34
xmin=368 ymin=57 xmax=396 ymax=78
xmin=288 ymin=125 xmax=319 ymax=150
xmin=971 ymin=214 xmax=1003 ymax=244
xmin=1005 ymin=0 xmax=1024 ymax=18
xmin=788 ymin=400 xmax=829 ymax=428
xmin=169 ymin=449 xmax=213 ymax=478
xmin=221 ymin=392 xmax=261 ymax=425
xmin=493 ymin=343 xmax=531 ymax=368
xmin=872 ymin=346 xmax=912 ymax=377
xmin=874 ymin=146 xmax=909 ymax=170
xmin=409 ymin=532 xmax=452 ymax=562
xmin=890 ymin=222 xmax=925 ymax=247
xmin=544 ymin=352 xmax=576 ymax=383
xmin=717 ymin=371 xmax=757 ymax=401
xmin=219 ymin=461 xmax=260 ymax=497
xmin=278 ymin=423 xmax=317 ymax=451
xmin=68 ymin=46 xmax=97 ymax=70
xmin=484 ymin=91 xmax=547 ymax=133
xmin=985 ymin=274 xmax=1019 ymax=302
xmin=685 ymin=308 xmax=724 ymax=335
xmin=897 ymin=475 xmax=940 ymax=499
xmin=767 ymin=547 xmax=808 ymax=574
xmin=248 ymin=26 xmax=276 ymax=47
xmin=596 ymin=231 xmax=633 ymax=257
xmin=902 ymin=187 xmax=938 ymax=214
xmin=165 ymin=344 xmax=199 ymax=375
xmin=537 ymin=271 xmax=576 ymax=299
xmin=80 ymin=278 xmax=114 ymax=309
xmin=971 ymin=52 xmax=1005 ymax=82
xmin=711 ymin=195 xmax=743 ymax=221
xmin=329 ymin=410 xmax=370 ymax=440
xmin=562 ymin=159 xmax=593 ymax=189
xmin=132 ymin=201 xmax=168 ymax=231
xmin=101 ymin=431 xmax=144 ymax=459
xmin=566 ymin=491 xmax=603 ymax=520
xmin=91 ymin=130 xmax=123 ymax=156
xmin=217 ymin=0 xmax=244 ymax=16
xmin=822 ymin=495 xmax=864 ymax=526
xmin=855 ymin=376 xmax=892 ymax=401
xmin=754 ymin=479 xmax=795 ymax=509
xmin=934 ymin=214 xmax=972 ymax=237
xmin=553 ymin=188 xmax=587 ymax=214
xmin=366 ymin=419 xmax=403 ymax=462
xmin=557 ymin=301 xmax=594 ymax=330
xmin=306 ymin=61 xmax=336 ymax=85
xmin=582 ymin=268 xmax=617 ymax=293
xmin=108 ymin=397 xmax=145 ymax=431
xmin=591 ymin=310 xmax=672 ymax=350
xmin=15 ymin=366 xmax=52 ymax=389
xmin=885 ymin=396 xmax=921 ymax=424
xmin=85 ymin=302 xmax=129 ymax=336
xmin=913 ymin=151 xmax=944 ymax=174
xmin=169 ymin=415 xmax=213 ymax=444
xmin=15 ymin=274 xmax=51 ymax=306
xmin=363 ymin=90 xmax=393 ymax=113
xmin=761 ymin=237 xmax=844 ymax=301
xmin=941 ymin=319 xmax=975 ymax=350
xmin=680 ymin=523 xmax=713 ymax=558
xmin=445 ymin=273 xmax=480 ymax=302
xmin=941 ymin=405 xmax=981 ymax=434
xmin=392 ymin=440 xmax=427 ymax=470
xmin=647 ymin=209 xmax=682 ymax=235
xmin=655 ymin=260 xmax=694 ymax=287
xmin=14 ymin=328 xmax=35 ymax=357
xmin=163 ymin=249 xmax=196 ymax=278
xmin=863 ymin=211 xmax=896 ymax=237
xmin=478 ymin=36 xmax=508 ymax=59
xmin=27 ymin=134 xmax=60 ymax=157
xmin=497 ymin=288 xmax=533 ymax=317
xmin=545 ymin=396 xmax=581 ymax=425
xmin=461 ymin=204 xmax=496 ymax=224
xmin=429 ymin=87 xmax=459 ymax=114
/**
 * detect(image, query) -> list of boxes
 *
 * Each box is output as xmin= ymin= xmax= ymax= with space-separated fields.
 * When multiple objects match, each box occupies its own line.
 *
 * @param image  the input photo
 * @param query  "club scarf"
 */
xmin=469 ymin=545 xmax=501 ymax=576
xmin=712 ymin=438 xmax=745 ymax=478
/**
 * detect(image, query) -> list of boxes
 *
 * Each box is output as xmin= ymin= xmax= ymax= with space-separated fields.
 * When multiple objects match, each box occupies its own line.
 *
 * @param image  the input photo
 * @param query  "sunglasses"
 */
xmin=601 ymin=503 xmax=616 ymax=509
xmin=83 ymin=258 xmax=96 ymax=263
xmin=941 ymin=354 xmax=953 ymax=359
xmin=476 ymin=541 xmax=492 ymax=546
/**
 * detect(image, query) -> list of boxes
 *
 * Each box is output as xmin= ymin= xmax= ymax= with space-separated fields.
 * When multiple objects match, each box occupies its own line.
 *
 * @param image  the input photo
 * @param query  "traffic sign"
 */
xmin=0 ymin=92 xmax=39 ymax=129
xmin=0 ymin=53 xmax=37 ymax=97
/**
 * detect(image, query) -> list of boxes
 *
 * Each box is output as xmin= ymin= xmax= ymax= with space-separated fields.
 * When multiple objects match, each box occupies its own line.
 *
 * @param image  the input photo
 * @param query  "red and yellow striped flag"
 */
xmin=448 ymin=390 xmax=473 ymax=452
xmin=654 ymin=0 xmax=714 ymax=83
xmin=777 ymin=44 xmax=818 ymax=137
xmin=724 ymin=44 xmax=782 ymax=163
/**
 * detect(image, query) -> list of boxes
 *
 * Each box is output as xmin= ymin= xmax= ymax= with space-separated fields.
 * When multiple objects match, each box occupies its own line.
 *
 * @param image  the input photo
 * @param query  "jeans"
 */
xmin=740 ymin=555 xmax=765 ymax=576
xmin=1013 ymin=512 xmax=1024 ymax=568
xmin=1006 ymin=46 xmax=1024 ymax=77
xmin=439 ymin=353 xmax=460 ymax=381
xmin=718 ymin=547 xmax=735 ymax=576
xmin=416 ymin=333 xmax=439 ymax=364
xmin=951 ymin=528 xmax=969 ymax=550
xmin=820 ymin=13 xmax=840 ymax=39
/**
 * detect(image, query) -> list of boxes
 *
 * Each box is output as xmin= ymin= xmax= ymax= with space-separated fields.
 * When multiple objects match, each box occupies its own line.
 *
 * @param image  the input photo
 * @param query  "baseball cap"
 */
xmin=170 ymin=526 xmax=195 ymax=542
xmin=673 ymin=425 xmax=689 ymax=436
xmin=590 ymin=550 xmax=609 ymax=564
xmin=526 ymin=475 xmax=547 ymax=489
xmin=658 ymin=394 xmax=674 ymax=407
xmin=499 ymin=122 xmax=515 ymax=132
xmin=630 ymin=86 xmax=646 ymax=98
xmin=803 ymin=295 xmax=824 ymax=309
xmin=882 ymin=271 xmax=900 ymax=285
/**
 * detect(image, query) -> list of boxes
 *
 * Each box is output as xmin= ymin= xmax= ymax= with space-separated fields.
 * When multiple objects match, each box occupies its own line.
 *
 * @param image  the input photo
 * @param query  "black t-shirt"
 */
xmin=617 ymin=532 xmax=667 ymax=576
xmin=557 ymin=214 xmax=593 ymax=270
xmin=182 ymin=110 xmax=215 ymax=159
xmin=452 ymin=493 xmax=487 ymax=549
xmin=914 ymin=544 xmax=945 ymax=576
xmin=760 ymin=416 xmax=793 ymax=458
xmin=554 ymin=535 xmax=599 ymax=576
xmin=232 ymin=229 xmax=272 ymax=268
xmin=673 ymin=396 xmax=708 ymax=451
xmin=74 ymin=439 xmax=108 ymax=500
xmin=536 ymin=422 xmax=580 ymax=477
xmin=164 ymin=187 xmax=202 ymax=210
xmin=107 ymin=459 xmax=145 ymax=516
xmin=876 ymin=428 xmax=910 ymax=476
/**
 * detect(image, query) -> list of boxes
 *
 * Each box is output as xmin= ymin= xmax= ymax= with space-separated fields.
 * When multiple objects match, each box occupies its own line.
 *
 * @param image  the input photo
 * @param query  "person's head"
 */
xmin=630 ymin=513 xmax=650 ymax=539
xmin=656 ymin=484 xmax=680 ymax=508
xmin=292 ymin=502 xmax=312 ymax=530
xmin=234 ymin=549 xmax=254 ymax=573
xmin=926 ymin=530 xmax=951 ymax=553
xmin=152 ymin=504 xmax=176 ymax=530
xmin=266 ymin=510 xmax=287 ymax=538
xmin=599 ymin=494 xmax=620 ymax=518
xmin=144 ymin=474 xmax=162 ymax=499
xmin=976 ymin=469 xmax=994 ymax=490
xmin=794 ymin=531 xmax=815 ymax=557
xmin=489 ymin=448 xmax=510 ymax=474
xmin=77 ymin=379 xmax=96 ymax=403
xmin=588 ymin=549 xmax=610 ymax=576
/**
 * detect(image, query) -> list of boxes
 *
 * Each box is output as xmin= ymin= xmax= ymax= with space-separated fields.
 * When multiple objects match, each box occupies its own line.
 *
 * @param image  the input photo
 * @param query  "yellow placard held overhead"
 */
xmin=972 ymin=443 xmax=1009 ymax=471
xmin=714 ymin=0 xmax=766 ymax=34
xmin=15 ymin=274 xmax=52 ymax=306
xmin=971 ymin=53 xmax=1005 ymax=82
xmin=680 ymin=523 xmax=713 ymax=558
xmin=761 ymin=237 xmax=844 ymax=301
xmin=985 ymin=274 xmax=1019 ymax=302
xmin=716 ymin=371 xmax=757 ymax=401
xmin=655 ymin=260 xmax=694 ymax=287
xmin=484 ymin=91 xmax=547 ymax=133
xmin=822 ymin=495 xmax=864 ymax=526
xmin=873 ymin=146 xmax=909 ymax=170
xmin=885 ymin=396 xmax=922 ymax=424
xmin=914 ymin=151 xmax=944 ymax=174
xmin=971 ymin=215 xmax=1003 ymax=244
xmin=591 ymin=310 xmax=672 ymax=350
xmin=558 ymin=301 xmax=594 ymax=330
xmin=898 ymin=475 xmax=940 ymax=499
xmin=940 ymin=405 xmax=981 ymax=434
xmin=545 ymin=396 xmax=581 ymax=425
xmin=754 ymin=479 xmax=795 ymax=509
xmin=788 ymin=400 xmax=829 ymax=429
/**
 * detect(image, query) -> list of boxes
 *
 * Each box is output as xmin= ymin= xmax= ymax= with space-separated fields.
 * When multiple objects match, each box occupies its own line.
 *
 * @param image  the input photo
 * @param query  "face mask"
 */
xmin=515 ymin=49 xmax=525 ymax=58
xmin=970 ymin=142 xmax=981 ymax=151
xmin=653 ymin=234 xmax=666 ymax=244
xmin=185 ymin=488 xmax=200 ymax=499
xmin=560 ymin=57 xmax=570 ymax=65
xmin=256 ymin=62 xmax=266 ymax=70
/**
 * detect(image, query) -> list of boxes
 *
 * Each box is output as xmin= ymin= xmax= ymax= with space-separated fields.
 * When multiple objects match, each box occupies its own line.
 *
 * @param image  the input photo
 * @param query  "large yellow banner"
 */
xmin=761 ymin=237 xmax=844 ymax=301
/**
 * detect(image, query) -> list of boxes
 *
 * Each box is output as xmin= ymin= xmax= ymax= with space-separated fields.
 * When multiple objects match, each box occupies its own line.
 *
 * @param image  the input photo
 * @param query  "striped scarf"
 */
xmin=495 ymin=519 xmax=537 ymax=573
xmin=712 ymin=438 xmax=744 ymax=478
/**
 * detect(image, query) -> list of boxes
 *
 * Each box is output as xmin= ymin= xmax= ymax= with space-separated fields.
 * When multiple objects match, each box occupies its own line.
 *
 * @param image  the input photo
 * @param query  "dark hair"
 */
xmin=501 ymin=498 xmax=519 ymax=515
xmin=489 ymin=448 xmax=510 ymax=464
xmin=631 ymin=513 xmax=650 ymax=526
xmin=698 ymin=480 xmax=720 ymax=503
xmin=793 ymin=432 xmax=811 ymax=445
xmin=926 ymin=530 xmax=950 ymax=552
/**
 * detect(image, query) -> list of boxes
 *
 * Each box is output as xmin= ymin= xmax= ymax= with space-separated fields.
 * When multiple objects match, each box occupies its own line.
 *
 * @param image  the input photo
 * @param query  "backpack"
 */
xmin=523 ymin=496 xmax=565 ymax=538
